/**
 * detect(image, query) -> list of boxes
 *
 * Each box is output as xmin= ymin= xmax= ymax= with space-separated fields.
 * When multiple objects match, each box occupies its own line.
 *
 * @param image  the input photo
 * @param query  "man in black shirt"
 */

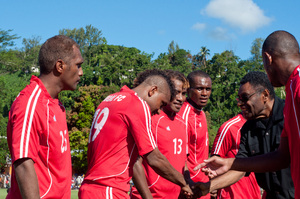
xmin=194 ymin=72 xmax=294 ymax=199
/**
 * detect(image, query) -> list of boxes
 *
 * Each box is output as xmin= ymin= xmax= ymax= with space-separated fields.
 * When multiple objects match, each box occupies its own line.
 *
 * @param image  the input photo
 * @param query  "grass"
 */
xmin=0 ymin=188 xmax=79 ymax=199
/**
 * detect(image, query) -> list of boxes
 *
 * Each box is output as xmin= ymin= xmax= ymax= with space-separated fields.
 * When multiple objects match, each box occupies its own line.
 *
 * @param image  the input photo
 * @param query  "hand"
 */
xmin=193 ymin=156 xmax=233 ymax=179
xmin=181 ymin=183 xmax=194 ymax=199
xmin=191 ymin=181 xmax=210 ymax=198
xmin=210 ymin=189 xmax=218 ymax=199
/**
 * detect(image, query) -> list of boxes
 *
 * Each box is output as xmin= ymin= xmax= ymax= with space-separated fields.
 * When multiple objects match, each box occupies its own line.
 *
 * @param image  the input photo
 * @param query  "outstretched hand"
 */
xmin=193 ymin=156 xmax=234 ymax=179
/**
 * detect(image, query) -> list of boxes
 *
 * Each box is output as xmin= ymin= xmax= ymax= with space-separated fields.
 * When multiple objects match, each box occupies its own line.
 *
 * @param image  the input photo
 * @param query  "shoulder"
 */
xmin=220 ymin=114 xmax=243 ymax=130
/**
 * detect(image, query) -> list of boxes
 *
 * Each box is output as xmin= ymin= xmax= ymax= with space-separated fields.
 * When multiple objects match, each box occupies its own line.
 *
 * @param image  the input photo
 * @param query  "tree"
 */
xmin=245 ymin=38 xmax=264 ymax=72
xmin=205 ymin=51 xmax=246 ymax=127
xmin=59 ymin=25 xmax=107 ymax=67
xmin=0 ymin=29 xmax=22 ymax=72
xmin=0 ymin=29 xmax=20 ymax=50
xmin=193 ymin=46 xmax=210 ymax=69
xmin=21 ymin=36 xmax=42 ymax=74
xmin=61 ymin=84 xmax=120 ymax=173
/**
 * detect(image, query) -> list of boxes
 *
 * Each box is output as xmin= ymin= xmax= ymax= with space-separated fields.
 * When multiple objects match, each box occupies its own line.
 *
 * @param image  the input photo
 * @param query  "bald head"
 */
xmin=262 ymin=30 xmax=300 ymax=58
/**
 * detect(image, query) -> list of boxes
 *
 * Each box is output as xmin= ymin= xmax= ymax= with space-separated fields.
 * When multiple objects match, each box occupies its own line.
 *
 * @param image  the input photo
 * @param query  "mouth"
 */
xmin=199 ymin=98 xmax=208 ymax=103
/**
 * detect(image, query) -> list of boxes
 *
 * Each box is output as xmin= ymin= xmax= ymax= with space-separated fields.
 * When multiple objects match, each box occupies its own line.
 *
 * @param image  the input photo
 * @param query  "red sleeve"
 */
xmin=211 ymin=122 xmax=233 ymax=157
xmin=8 ymin=93 xmax=41 ymax=164
xmin=127 ymin=97 xmax=156 ymax=156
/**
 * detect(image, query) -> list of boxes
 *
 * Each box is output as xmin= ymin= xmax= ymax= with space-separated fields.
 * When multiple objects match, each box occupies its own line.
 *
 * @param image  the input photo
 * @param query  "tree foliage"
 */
xmin=0 ymin=26 xmax=271 ymax=173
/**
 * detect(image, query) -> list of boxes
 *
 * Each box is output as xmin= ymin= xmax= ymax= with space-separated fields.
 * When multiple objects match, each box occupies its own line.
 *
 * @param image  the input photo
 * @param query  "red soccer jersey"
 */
xmin=6 ymin=76 xmax=72 ymax=199
xmin=178 ymin=101 xmax=210 ymax=199
xmin=81 ymin=86 xmax=156 ymax=195
xmin=281 ymin=65 xmax=300 ymax=199
xmin=211 ymin=114 xmax=261 ymax=199
xmin=131 ymin=111 xmax=187 ymax=199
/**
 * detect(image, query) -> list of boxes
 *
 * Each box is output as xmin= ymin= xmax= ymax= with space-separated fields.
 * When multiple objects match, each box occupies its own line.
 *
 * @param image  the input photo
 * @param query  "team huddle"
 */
xmin=6 ymin=30 xmax=300 ymax=199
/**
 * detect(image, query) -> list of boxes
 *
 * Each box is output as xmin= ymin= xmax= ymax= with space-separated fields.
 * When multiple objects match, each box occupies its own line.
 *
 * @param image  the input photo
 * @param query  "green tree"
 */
xmin=21 ymin=36 xmax=41 ymax=74
xmin=0 ymin=29 xmax=22 ymax=72
xmin=61 ymin=84 xmax=120 ymax=173
xmin=59 ymin=25 xmax=107 ymax=67
xmin=0 ymin=29 xmax=20 ymax=50
xmin=193 ymin=46 xmax=210 ymax=70
xmin=205 ymin=50 xmax=246 ymax=127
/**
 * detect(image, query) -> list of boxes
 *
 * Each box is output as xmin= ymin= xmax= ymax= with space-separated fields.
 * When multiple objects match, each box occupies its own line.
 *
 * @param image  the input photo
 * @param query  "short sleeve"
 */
xmin=126 ymin=97 xmax=156 ymax=156
xmin=8 ymin=96 xmax=40 ymax=164
xmin=235 ymin=125 xmax=250 ymax=159
xmin=211 ymin=124 xmax=232 ymax=157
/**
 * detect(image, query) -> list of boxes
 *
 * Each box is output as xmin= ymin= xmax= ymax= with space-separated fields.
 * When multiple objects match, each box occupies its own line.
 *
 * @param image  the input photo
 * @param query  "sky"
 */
xmin=1 ymin=0 xmax=300 ymax=61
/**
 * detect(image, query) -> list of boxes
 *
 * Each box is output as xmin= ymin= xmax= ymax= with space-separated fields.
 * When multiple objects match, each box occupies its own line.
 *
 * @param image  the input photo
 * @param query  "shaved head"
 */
xmin=262 ymin=30 xmax=300 ymax=58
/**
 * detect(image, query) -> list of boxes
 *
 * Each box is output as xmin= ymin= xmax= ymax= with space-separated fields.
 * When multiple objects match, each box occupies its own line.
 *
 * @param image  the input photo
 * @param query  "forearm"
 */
xmin=14 ymin=158 xmax=40 ymax=199
xmin=145 ymin=148 xmax=187 ymax=187
xmin=209 ymin=170 xmax=245 ymax=192
xmin=232 ymin=151 xmax=289 ymax=172
xmin=232 ymin=137 xmax=290 ymax=172
xmin=132 ymin=157 xmax=153 ymax=199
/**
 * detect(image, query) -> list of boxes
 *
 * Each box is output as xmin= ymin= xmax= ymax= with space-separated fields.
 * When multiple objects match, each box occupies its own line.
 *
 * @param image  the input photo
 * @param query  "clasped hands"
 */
xmin=181 ymin=156 xmax=232 ymax=198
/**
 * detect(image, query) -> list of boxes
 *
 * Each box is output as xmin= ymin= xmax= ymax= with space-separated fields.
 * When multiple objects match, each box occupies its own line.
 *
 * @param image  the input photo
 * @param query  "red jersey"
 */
xmin=6 ymin=76 xmax=72 ymax=199
xmin=81 ymin=86 xmax=156 ymax=195
xmin=178 ymin=101 xmax=210 ymax=199
xmin=282 ymin=65 xmax=300 ymax=199
xmin=211 ymin=114 xmax=261 ymax=199
xmin=131 ymin=111 xmax=187 ymax=199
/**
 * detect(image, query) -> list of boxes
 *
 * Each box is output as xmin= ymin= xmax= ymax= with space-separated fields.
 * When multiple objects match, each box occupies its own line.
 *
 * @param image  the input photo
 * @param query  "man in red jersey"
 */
xmin=178 ymin=70 xmax=211 ymax=199
xmin=79 ymin=69 xmax=193 ymax=199
xmin=195 ymin=70 xmax=295 ymax=198
xmin=211 ymin=113 xmax=261 ymax=199
xmin=6 ymin=35 xmax=84 ymax=199
xmin=131 ymin=70 xmax=189 ymax=199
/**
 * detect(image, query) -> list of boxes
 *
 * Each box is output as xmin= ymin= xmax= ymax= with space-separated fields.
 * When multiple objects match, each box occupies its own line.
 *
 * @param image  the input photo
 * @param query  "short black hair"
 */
xmin=39 ymin=35 xmax=80 ymax=75
xmin=187 ymin=70 xmax=211 ymax=87
xmin=133 ymin=69 xmax=175 ymax=100
xmin=240 ymin=71 xmax=275 ymax=99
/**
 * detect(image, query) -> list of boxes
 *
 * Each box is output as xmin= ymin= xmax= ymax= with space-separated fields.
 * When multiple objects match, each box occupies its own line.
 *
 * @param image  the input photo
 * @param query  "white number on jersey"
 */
xmin=173 ymin=138 xmax=183 ymax=154
xmin=60 ymin=130 xmax=68 ymax=153
xmin=89 ymin=107 xmax=109 ymax=143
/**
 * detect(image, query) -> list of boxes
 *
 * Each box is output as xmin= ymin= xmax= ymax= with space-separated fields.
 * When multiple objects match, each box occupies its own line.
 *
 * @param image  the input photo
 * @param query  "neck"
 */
xmin=162 ymin=107 xmax=176 ymax=119
xmin=187 ymin=98 xmax=203 ymax=110
xmin=281 ymin=56 xmax=300 ymax=85
xmin=39 ymin=74 xmax=62 ymax=99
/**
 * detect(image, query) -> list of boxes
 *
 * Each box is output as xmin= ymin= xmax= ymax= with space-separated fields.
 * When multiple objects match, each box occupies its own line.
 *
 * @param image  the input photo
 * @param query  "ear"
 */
xmin=263 ymin=52 xmax=272 ymax=66
xmin=148 ymin=86 xmax=158 ymax=97
xmin=55 ymin=59 xmax=65 ymax=74
xmin=262 ymin=89 xmax=270 ymax=102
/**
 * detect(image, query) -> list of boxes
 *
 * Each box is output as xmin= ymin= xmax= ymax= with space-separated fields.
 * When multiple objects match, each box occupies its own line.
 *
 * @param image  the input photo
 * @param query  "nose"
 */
xmin=177 ymin=93 xmax=183 ymax=102
xmin=79 ymin=67 xmax=83 ymax=76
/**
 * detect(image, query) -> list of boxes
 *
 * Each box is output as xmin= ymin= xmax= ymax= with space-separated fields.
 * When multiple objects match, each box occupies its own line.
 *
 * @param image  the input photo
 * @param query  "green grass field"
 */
xmin=0 ymin=188 xmax=79 ymax=199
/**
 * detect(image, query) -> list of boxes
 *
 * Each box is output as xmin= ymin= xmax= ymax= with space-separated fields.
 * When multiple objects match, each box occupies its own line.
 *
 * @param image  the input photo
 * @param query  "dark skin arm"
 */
xmin=195 ymin=137 xmax=290 ymax=178
xmin=132 ymin=156 xmax=153 ymax=199
xmin=145 ymin=148 xmax=193 ymax=197
xmin=14 ymin=158 xmax=40 ymax=199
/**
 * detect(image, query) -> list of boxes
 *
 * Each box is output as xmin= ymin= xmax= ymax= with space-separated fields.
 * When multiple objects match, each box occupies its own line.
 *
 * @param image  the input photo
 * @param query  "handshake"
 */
xmin=180 ymin=178 xmax=212 ymax=199
xmin=181 ymin=156 xmax=234 ymax=199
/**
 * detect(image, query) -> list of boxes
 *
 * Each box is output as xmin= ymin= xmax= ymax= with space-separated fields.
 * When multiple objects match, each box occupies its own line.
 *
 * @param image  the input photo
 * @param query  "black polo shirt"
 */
xmin=236 ymin=96 xmax=294 ymax=199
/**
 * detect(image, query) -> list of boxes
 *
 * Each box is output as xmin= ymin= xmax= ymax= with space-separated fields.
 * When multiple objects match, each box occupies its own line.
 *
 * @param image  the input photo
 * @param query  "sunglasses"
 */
xmin=236 ymin=92 xmax=258 ymax=104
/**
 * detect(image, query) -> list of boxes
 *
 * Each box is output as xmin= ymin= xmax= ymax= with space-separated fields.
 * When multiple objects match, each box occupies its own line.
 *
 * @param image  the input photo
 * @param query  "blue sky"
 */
xmin=2 ymin=0 xmax=299 ymax=60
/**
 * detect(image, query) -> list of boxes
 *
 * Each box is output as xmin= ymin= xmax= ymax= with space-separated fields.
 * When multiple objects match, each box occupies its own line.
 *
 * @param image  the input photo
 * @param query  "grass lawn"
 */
xmin=0 ymin=188 xmax=8 ymax=198
xmin=0 ymin=188 xmax=79 ymax=199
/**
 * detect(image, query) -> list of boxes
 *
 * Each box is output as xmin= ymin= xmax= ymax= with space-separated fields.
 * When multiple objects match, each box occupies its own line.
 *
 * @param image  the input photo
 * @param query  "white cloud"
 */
xmin=203 ymin=0 xmax=272 ymax=32
xmin=209 ymin=27 xmax=232 ymax=41
xmin=191 ymin=23 xmax=206 ymax=32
